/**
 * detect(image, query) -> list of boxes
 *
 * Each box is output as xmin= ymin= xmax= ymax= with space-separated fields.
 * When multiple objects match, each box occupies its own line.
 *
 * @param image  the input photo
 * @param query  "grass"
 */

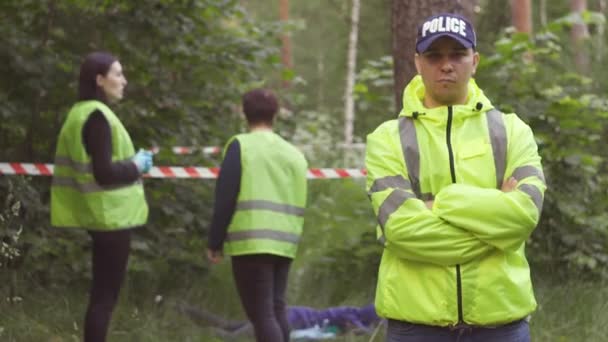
xmin=531 ymin=277 xmax=608 ymax=341
xmin=1 ymin=271 xmax=607 ymax=341
xmin=2 ymin=182 xmax=606 ymax=341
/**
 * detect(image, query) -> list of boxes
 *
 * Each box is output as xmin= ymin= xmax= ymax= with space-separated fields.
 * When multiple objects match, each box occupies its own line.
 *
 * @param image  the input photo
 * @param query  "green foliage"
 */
xmin=354 ymin=55 xmax=396 ymax=137
xmin=3 ymin=3 xmax=608 ymax=339
xmin=294 ymin=10 xmax=608 ymax=282
xmin=476 ymin=12 xmax=608 ymax=278
xmin=0 ymin=0 xmax=283 ymax=284
xmin=0 ymin=182 xmax=23 ymax=269
xmin=291 ymin=180 xmax=380 ymax=306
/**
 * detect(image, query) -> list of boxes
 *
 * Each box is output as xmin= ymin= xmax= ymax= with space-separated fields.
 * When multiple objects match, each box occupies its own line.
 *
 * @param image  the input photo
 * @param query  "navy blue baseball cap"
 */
xmin=415 ymin=13 xmax=477 ymax=53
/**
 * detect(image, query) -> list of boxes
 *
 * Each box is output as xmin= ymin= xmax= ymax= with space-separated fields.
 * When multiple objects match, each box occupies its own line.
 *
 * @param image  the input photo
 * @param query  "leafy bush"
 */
xmin=476 ymin=13 xmax=608 ymax=278
xmin=0 ymin=0 xmax=284 ymax=285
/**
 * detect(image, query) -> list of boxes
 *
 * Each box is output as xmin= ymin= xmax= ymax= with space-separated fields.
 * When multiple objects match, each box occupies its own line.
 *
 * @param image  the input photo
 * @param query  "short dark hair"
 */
xmin=242 ymin=89 xmax=279 ymax=125
xmin=78 ymin=51 xmax=117 ymax=103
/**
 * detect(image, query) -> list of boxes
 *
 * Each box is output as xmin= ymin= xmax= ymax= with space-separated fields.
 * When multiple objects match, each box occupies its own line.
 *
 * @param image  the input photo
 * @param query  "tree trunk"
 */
xmin=596 ymin=0 xmax=606 ymax=63
xmin=25 ymin=0 xmax=55 ymax=160
xmin=279 ymin=0 xmax=292 ymax=87
xmin=511 ymin=0 xmax=532 ymax=34
xmin=344 ymin=0 xmax=360 ymax=145
xmin=456 ymin=0 xmax=478 ymax=23
xmin=540 ymin=0 xmax=547 ymax=27
xmin=391 ymin=0 xmax=469 ymax=112
xmin=571 ymin=0 xmax=590 ymax=73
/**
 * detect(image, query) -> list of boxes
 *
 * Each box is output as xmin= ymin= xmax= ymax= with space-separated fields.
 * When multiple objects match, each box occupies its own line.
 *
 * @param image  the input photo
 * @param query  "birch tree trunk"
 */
xmin=571 ymin=0 xmax=590 ymax=73
xmin=596 ymin=0 xmax=606 ymax=63
xmin=279 ymin=0 xmax=292 ymax=87
xmin=540 ymin=0 xmax=547 ymax=27
xmin=344 ymin=0 xmax=360 ymax=145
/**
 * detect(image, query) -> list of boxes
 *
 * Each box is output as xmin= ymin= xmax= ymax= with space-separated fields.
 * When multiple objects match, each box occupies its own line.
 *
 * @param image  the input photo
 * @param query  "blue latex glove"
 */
xmin=132 ymin=149 xmax=153 ymax=173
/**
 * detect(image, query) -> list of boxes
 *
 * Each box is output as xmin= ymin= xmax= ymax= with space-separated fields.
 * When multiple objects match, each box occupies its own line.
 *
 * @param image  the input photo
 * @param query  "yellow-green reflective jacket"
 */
xmin=366 ymin=76 xmax=546 ymax=326
xmin=51 ymin=100 xmax=148 ymax=230
xmin=224 ymin=131 xmax=308 ymax=259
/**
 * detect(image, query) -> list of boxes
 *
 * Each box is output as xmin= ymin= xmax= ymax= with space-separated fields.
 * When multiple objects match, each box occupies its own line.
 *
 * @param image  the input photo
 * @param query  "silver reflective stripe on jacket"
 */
xmin=236 ymin=200 xmax=305 ymax=217
xmin=375 ymin=109 xmax=511 ymax=243
xmin=511 ymin=166 xmax=545 ymax=214
xmin=377 ymin=189 xmax=416 ymax=229
xmin=486 ymin=109 xmax=507 ymax=189
xmin=226 ymin=229 xmax=300 ymax=244
xmin=53 ymin=156 xmax=138 ymax=193
xmin=369 ymin=175 xmax=412 ymax=194
xmin=398 ymin=109 xmax=508 ymax=193
xmin=517 ymin=184 xmax=543 ymax=212
xmin=52 ymin=176 xmax=141 ymax=193
xmin=512 ymin=165 xmax=545 ymax=183
xmin=398 ymin=117 xmax=421 ymax=197
xmin=54 ymin=156 xmax=92 ymax=173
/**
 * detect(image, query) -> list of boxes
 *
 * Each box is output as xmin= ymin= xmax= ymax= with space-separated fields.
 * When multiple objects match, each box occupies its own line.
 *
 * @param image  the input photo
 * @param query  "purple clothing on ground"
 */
xmin=287 ymin=304 xmax=379 ymax=332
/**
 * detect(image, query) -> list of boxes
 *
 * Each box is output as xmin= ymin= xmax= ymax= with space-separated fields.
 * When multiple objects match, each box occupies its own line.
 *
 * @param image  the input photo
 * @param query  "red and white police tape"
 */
xmin=150 ymin=143 xmax=366 ymax=155
xmin=0 ymin=163 xmax=367 ymax=179
xmin=150 ymin=146 xmax=222 ymax=155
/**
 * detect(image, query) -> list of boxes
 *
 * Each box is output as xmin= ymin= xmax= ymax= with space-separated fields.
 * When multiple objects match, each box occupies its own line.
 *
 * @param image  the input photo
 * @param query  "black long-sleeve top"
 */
xmin=207 ymin=140 xmax=241 ymax=251
xmin=82 ymin=110 xmax=140 ymax=185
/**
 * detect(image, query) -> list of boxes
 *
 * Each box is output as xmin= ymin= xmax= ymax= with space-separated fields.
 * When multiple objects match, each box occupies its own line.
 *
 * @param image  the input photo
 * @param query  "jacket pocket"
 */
xmin=458 ymin=139 xmax=489 ymax=160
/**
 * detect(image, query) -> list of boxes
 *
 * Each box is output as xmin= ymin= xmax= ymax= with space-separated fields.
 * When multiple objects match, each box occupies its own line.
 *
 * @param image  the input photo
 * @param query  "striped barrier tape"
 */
xmin=150 ymin=143 xmax=366 ymax=155
xmin=150 ymin=146 xmax=222 ymax=155
xmin=0 ymin=163 xmax=367 ymax=179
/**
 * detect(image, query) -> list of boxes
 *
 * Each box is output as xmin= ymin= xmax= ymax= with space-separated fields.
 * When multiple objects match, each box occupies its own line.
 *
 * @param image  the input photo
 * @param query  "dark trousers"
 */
xmin=84 ymin=229 xmax=131 ymax=342
xmin=387 ymin=318 xmax=530 ymax=342
xmin=232 ymin=254 xmax=292 ymax=342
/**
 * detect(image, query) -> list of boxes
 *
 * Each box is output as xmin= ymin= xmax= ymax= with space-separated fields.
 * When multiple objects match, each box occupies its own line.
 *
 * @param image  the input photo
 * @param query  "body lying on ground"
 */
xmin=176 ymin=302 xmax=381 ymax=339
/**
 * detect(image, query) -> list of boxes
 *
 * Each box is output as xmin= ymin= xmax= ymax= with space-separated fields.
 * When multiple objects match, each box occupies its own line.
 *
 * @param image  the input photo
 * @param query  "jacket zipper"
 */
xmin=445 ymin=106 xmax=464 ymax=324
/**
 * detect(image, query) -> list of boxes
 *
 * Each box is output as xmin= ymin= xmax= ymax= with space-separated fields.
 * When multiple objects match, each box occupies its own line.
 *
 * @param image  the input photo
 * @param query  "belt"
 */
xmin=448 ymin=317 xmax=528 ymax=331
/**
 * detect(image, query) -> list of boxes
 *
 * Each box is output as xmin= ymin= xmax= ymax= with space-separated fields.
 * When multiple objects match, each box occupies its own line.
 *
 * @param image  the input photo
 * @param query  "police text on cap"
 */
xmin=421 ymin=16 xmax=467 ymax=38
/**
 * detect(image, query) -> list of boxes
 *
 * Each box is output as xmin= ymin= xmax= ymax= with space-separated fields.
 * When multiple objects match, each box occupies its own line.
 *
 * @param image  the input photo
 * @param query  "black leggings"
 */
xmin=232 ymin=254 xmax=292 ymax=342
xmin=84 ymin=229 xmax=131 ymax=342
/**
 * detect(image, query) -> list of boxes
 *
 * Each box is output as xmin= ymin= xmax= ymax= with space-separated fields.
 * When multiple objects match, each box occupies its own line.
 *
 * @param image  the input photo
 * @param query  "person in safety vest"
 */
xmin=365 ymin=13 xmax=546 ymax=342
xmin=51 ymin=51 xmax=153 ymax=342
xmin=206 ymin=88 xmax=308 ymax=342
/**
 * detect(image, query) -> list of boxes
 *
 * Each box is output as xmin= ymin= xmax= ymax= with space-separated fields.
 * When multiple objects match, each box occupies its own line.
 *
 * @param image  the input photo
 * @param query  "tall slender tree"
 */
xmin=280 ymin=0 xmax=292 ymax=87
xmin=571 ymin=0 xmax=590 ymax=73
xmin=344 ymin=0 xmax=360 ymax=145
xmin=540 ymin=0 xmax=548 ymax=27
xmin=511 ymin=0 xmax=533 ymax=34
xmin=391 ymin=0 xmax=470 ymax=111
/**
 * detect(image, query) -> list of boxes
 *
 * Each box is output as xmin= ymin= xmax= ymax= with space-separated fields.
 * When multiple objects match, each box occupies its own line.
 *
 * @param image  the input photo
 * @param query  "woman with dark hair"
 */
xmin=51 ymin=51 xmax=153 ymax=342
xmin=207 ymin=88 xmax=308 ymax=342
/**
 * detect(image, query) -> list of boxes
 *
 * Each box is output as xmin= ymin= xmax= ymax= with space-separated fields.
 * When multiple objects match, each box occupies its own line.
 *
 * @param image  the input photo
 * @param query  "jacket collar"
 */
xmin=398 ymin=75 xmax=494 ymax=123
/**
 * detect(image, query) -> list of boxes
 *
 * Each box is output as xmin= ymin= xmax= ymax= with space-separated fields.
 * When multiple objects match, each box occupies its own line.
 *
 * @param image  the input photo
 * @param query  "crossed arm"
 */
xmin=365 ymin=118 xmax=545 ymax=266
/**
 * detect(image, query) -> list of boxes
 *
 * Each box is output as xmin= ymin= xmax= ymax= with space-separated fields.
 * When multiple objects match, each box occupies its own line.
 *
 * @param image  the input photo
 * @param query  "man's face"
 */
xmin=414 ymin=36 xmax=479 ymax=108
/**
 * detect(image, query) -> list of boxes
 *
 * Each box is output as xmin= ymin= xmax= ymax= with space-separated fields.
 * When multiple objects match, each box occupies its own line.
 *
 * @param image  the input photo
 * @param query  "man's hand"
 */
xmin=501 ymin=177 xmax=518 ymax=192
xmin=425 ymin=200 xmax=434 ymax=209
xmin=206 ymin=249 xmax=223 ymax=264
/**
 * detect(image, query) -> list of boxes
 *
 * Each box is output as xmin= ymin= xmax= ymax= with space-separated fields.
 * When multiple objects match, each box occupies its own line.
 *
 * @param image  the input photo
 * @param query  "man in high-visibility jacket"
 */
xmin=366 ymin=13 xmax=546 ymax=341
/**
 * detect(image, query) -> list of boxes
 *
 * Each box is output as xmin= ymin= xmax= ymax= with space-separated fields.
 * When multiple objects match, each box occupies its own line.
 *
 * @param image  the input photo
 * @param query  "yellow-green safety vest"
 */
xmin=51 ymin=100 xmax=148 ymax=230
xmin=223 ymin=131 xmax=308 ymax=258
xmin=366 ymin=75 xmax=546 ymax=326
